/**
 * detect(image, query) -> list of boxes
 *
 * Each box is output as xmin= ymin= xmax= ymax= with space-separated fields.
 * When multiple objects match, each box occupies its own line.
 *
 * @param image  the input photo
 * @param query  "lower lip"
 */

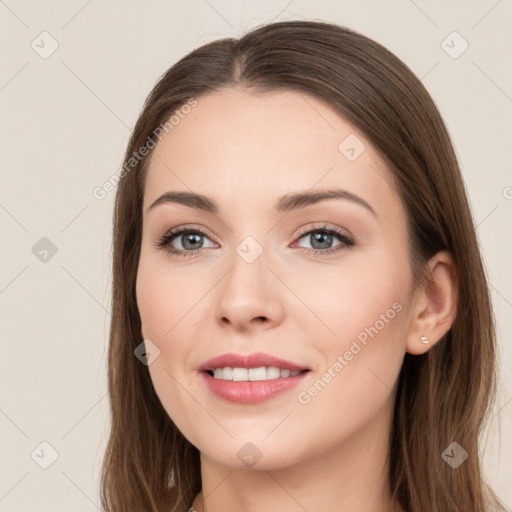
xmin=200 ymin=370 xmax=310 ymax=404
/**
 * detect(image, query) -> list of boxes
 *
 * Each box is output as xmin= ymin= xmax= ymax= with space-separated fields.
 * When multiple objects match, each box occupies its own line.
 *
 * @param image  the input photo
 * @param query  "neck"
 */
xmin=190 ymin=394 xmax=403 ymax=512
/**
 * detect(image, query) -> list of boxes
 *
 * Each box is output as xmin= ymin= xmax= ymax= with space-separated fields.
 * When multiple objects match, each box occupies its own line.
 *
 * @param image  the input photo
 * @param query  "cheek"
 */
xmin=136 ymin=252 xmax=203 ymax=340
xmin=136 ymin=260 xmax=207 ymax=400
xmin=136 ymin=258 xmax=208 ymax=445
xmin=293 ymin=251 xmax=409 ymax=419
xmin=295 ymin=248 xmax=410 ymax=355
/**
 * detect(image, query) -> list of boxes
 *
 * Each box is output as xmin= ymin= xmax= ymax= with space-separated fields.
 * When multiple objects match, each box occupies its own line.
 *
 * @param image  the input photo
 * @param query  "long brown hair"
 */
xmin=100 ymin=20 xmax=508 ymax=512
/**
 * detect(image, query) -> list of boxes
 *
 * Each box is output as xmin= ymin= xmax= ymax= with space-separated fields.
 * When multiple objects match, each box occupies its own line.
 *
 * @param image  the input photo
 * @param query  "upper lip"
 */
xmin=198 ymin=352 xmax=310 ymax=372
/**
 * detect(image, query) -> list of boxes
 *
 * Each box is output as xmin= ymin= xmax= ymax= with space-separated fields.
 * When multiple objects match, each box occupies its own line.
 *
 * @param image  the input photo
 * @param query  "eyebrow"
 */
xmin=146 ymin=188 xmax=377 ymax=217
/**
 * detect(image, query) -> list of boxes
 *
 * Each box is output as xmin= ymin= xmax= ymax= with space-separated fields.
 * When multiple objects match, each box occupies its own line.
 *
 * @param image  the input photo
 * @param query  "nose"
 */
xmin=214 ymin=250 xmax=285 ymax=333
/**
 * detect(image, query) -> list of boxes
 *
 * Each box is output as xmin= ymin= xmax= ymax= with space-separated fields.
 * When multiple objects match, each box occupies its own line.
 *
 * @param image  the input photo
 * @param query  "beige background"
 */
xmin=0 ymin=0 xmax=511 ymax=510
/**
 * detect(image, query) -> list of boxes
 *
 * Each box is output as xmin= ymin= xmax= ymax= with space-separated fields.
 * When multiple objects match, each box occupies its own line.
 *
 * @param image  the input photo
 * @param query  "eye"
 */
xmin=154 ymin=226 xmax=216 ymax=257
xmin=292 ymin=224 xmax=355 ymax=255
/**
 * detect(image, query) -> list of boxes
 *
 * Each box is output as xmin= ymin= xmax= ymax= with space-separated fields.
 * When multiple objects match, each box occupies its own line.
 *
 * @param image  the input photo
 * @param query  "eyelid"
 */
xmin=295 ymin=223 xmax=353 ymax=242
xmin=154 ymin=224 xmax=217 ymax=249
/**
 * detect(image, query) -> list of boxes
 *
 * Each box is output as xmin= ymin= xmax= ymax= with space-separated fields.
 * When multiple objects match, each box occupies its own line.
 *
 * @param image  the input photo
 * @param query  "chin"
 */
xmin=197 ymin=436 xmax=307 ymax=472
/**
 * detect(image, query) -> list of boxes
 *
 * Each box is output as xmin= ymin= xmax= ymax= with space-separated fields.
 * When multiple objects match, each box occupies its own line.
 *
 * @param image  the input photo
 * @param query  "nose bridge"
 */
xmin=224 ymin=210 xmax=275 ymax=271
xmin=214 ymin=231 xmax=283 ymax=329
xmin=225 ymin=233 xmax=270 ymax=295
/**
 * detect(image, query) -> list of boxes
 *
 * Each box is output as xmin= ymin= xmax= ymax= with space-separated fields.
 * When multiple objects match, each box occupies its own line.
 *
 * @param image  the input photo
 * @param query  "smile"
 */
xmin=198 ymin=351 xmax=311 ymax=403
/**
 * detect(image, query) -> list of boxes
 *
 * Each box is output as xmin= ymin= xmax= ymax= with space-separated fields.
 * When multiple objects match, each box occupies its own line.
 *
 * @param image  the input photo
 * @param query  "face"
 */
xmin=136 ymin=88 xmax=415 ymax=470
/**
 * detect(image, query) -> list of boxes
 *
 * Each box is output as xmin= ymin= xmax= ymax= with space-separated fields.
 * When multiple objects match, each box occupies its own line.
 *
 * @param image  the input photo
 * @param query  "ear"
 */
xmin=406 ymin=251 xmax=458 ymax=355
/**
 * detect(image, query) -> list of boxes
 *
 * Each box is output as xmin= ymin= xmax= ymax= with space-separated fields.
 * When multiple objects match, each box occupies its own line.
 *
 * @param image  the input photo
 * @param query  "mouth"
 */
xmin=198 ymin=352 xmax=311 ymax=404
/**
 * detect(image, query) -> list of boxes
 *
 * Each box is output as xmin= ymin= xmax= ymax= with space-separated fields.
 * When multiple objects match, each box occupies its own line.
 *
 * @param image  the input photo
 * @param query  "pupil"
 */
xmin=183 ymin=233 xmax=202 ymax=250
xmin=311 ymin=232 xmax=332 ymax=249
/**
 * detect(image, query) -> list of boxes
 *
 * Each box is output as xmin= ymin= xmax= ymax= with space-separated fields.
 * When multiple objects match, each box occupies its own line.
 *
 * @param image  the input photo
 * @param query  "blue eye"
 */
xmin=155 ymin=227 xmax=214 ymax=257
xmin=154 ymin=224 xmax=354 ymax=258
xmin=294 ymin=224 xmax=355 ymax=255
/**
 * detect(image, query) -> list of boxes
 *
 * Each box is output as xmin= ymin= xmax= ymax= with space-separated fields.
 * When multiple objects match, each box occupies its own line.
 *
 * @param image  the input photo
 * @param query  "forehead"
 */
xmin=143 ymin=88 xmax=401 ymax=220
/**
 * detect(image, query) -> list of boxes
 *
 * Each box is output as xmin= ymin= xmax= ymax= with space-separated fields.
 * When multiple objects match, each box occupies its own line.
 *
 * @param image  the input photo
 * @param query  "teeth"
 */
xmin=247 ymin=367 xmax=266 ymax=381
xmin=266 ymin=367 xmax=280 ymax=379
xmin=232 ymin=368 xmax=248 ymax=381
xmin=211 ymin=366 xmax=302 ymax=381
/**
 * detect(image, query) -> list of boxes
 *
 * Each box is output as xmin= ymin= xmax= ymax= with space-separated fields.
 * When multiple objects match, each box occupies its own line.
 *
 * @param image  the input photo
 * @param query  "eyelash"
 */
xmin=154 ymin=224 xmax=355 ymax=258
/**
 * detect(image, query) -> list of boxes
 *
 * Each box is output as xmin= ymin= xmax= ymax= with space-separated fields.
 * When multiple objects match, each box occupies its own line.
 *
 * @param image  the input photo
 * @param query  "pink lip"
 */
xmin=197 ymin=352 xmax=311 ymax=404
xmin=198 ymin=352 xmax=309 ymax=372
xmin=200 ymin=370 xmax=310 ymax=404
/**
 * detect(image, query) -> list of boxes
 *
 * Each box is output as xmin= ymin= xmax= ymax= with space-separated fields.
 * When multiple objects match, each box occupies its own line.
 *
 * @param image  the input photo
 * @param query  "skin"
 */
xmin=136 ymin=88 xmax=457 ymax=511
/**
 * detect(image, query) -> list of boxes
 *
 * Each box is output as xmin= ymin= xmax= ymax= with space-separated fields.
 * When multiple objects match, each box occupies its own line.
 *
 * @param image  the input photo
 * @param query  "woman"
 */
xmin=100 ymin=20 xmax=508 ymax=512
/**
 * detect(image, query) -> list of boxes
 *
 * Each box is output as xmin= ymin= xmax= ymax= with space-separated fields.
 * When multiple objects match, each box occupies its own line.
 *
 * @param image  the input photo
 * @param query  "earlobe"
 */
xmin=405 ymin=251 xmax=458 ymax=355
